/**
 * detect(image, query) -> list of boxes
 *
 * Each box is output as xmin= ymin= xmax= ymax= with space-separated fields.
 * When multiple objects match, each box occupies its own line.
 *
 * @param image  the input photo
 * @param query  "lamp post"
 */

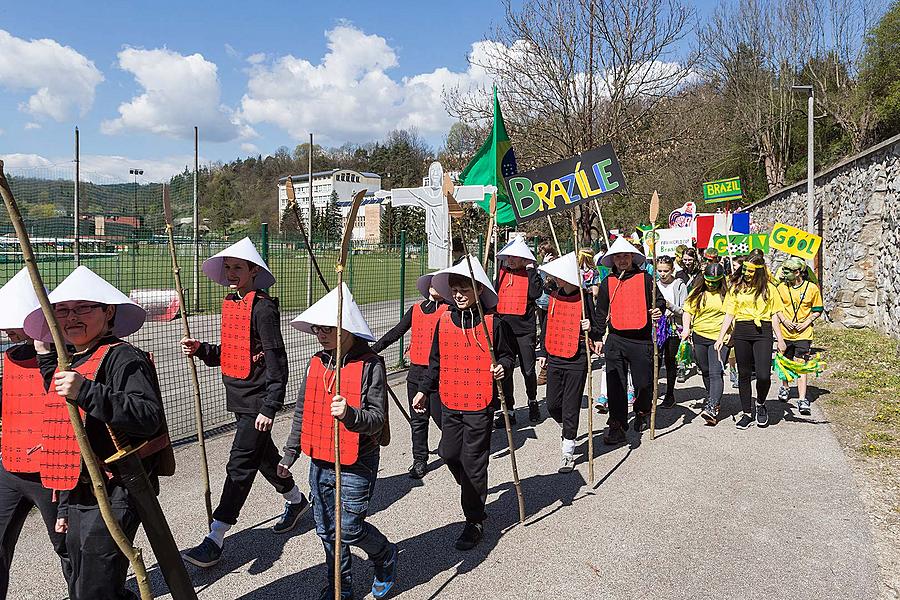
xmin=791 ymin=85 xmax=815 ymax=254
xmin=128 ymin=168 xmax=143 ymax=291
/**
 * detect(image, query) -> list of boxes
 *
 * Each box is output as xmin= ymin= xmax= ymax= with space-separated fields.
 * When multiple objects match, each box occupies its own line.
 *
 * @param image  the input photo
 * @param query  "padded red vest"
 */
xmin=300 ymin=354 xmax=367 ymax=465
xmin=496 ymin=267 xmax=529 ymax=316
xmin=438 ymin=312 xmax=494 ymax=411
xmin=609 ymin=273 xmax=648 ymax=331
xmin=1 ymin=349 xmax=47 ymax=474
xmin=40 ymin=345 xmax=111 ymax=491
xmin=545 ymin=291 xmax=583 ymax=359
xmin=409 ymin=303 xmax=448 ymax=366
xmin=221 ymin=291 xmax=255 ymax=379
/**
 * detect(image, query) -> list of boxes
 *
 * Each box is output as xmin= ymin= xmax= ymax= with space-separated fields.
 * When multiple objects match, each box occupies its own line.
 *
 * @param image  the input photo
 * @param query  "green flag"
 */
xmin=458 ymin=87 xmax=518 ymax=226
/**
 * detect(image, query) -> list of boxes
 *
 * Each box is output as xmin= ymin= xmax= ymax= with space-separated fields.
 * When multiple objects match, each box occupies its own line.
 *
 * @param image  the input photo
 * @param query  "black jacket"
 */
xmin=595 ymin=269 xmax=667 ymax=342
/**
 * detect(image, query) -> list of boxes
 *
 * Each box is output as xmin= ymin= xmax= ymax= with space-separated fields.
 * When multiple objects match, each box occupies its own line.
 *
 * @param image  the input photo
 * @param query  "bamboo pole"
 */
xmin=648 ymin=191 xmax=661 ymax=439
xmin=0 ymin=160 xmax=153 ymax=600
xmin=591 ymin=198 xmax=609 ymax=249
xmin=570 ymin=213 xmax=594 ymax=483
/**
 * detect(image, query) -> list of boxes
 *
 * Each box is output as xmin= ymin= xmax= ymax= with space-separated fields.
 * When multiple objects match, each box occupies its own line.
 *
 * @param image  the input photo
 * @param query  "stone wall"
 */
xmin=741 ymin=133 xmax=900 ymax=336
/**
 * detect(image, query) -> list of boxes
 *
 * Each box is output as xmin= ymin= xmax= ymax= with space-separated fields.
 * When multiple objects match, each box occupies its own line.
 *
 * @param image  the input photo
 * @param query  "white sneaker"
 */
xmin=558 ymin=453 xmax=576 ymax=474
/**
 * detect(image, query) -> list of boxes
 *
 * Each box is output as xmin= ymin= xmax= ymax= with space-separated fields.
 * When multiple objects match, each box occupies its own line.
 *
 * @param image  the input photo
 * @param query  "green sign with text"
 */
xmin=703 ymin=177 xmax=742 ymax=204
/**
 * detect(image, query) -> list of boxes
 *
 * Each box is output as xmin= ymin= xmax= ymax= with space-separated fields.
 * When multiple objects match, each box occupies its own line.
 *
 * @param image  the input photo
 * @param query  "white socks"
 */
xmin=207 ymin=520 xmax=231 ymax=548
xmin=561 ymin=438 xmax=576 ymax=456
xmin=283 ymin=485 xmax=304 ymax=504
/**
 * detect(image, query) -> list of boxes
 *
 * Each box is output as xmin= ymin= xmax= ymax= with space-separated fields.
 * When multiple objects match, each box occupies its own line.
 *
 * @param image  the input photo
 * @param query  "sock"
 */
xmin=283 ymin=485 xmax=304 ymax=504
xmin=561 ymin=438 xmax=576 ymax=455
xmin=207 ymin=520 xmax=231 ymax=548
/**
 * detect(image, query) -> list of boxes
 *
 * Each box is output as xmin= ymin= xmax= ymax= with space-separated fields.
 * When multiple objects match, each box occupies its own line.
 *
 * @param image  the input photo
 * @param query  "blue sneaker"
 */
xmin=594 ymin=395 xmax=608 ymax=413
xmin=372 ymin=543 xmax=398 ymax=599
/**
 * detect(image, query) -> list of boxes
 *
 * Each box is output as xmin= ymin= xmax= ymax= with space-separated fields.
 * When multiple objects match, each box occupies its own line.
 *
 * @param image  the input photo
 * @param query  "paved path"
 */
xmin=12 ymin=367 xmax=882 ymax=599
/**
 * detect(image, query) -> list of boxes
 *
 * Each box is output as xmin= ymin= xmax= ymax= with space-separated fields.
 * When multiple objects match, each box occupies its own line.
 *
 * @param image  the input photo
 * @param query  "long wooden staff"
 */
xmin=592 ymin=198 xmax=610 ymax=250
xmin=482 ymin=193 xmax=496 ymax=271
xmin=285 ymin=176 xmax=329 ymax=291
xmin=648 ymin=191 xmax=662 ymax=439
xmin=0 ymin=161 xmax=153 ymax=600
xmin=444 ymin=175 xmax=526 ymax=523
xmin=163 ymin=185 xmax=212 ymax=527
xmin=570 ymin=213 xmax=595 ymax=483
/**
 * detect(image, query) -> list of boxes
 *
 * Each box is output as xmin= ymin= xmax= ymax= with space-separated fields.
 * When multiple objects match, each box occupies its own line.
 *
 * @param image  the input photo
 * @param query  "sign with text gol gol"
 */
xmin=768 ymin=222 xmax=821 ymax=260
xmin=703 ymin=177 xmax=742 ymax=204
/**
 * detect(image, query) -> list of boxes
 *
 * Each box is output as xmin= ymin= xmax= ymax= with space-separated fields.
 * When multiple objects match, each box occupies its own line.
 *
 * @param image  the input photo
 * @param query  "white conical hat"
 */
xmin=497 ymin=235 xmax=536 ymax=263
xmin=538 ymin=252 xmax=580 ymax=287
xmin=431 ymin=254 xmax=498 ymax=309
xmin=0 ymin=268 xmax=43 ymax=330
xmin=599 ymin=236 xmax=646 ymax=269
xmin=290 ymin=282 xmax=375 ymax=341
xmin=24 ymin=266 xmax=147 ymax=342
xmin=202 ymin=237 xmax=275 ymax=289
xmin=416 ymin=273 xmax=437 ymax=299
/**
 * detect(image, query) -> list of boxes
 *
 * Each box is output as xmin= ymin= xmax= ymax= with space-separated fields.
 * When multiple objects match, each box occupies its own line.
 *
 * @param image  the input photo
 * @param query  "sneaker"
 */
xmin=627 ymin=387 xmax=635 ymax=407
xmin=603 ymin=423 xmax=627 ymax=444
xmin=633 ymin=412 xmax=650 ymax=432
xmin=371 ymin=543 xmax=398 ymax=599
xmin=528 ymin=401 xmax=541 ymax=423
xmin=661 ymin=394 xmax=676 ymax=408
xmin=778 ymin=386 xmax=790 ymax=402
xmin=317 ymin=585 xmax=353 ymax=600
xmin=454 ymin=521 xmax=483 ymax=551
xmin=701 ymin=407 xmax=717 ymax=426
xmin=798 ymin=398 xmax=811 ymax=415
xmin=408 ymin=460 xmax=427 ymax=480
xmin=735 ymin=413 xmax=754 ymax=430
xmin=729 ymin=367 xmax=738 ymax=388
xmin=273 ymin=496 xmax=312 ymax=534
xmin=558 ymin=453 xmax=576 ymax=474
xmin=676 ymin=368 xmax=687 ymax=384
xmin=183 ymin=537 xmax=223 ymax=568
xmin=756 ymin=402 xmax=769 ymax=428
xmin=494 ymin=411 xmax=516 ymax=429
xmin=594 ymin=395 xmax=609 ymax=414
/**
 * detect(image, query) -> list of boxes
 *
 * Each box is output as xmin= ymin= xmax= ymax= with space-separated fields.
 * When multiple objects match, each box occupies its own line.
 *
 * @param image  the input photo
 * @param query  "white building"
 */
xmin=277 ymin=169 xmax=383 ymax=241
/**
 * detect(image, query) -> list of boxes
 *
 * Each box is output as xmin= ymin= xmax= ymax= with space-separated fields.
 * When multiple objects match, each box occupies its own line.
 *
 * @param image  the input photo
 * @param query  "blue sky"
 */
xmin=0 ymin=1 xmax=714 ymax=181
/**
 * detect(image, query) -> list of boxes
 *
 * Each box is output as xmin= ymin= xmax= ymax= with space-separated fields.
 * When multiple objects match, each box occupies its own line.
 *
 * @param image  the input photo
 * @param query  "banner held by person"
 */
xmin=668 ymin=201 xmax=697 ymax=228
xmin=712 ymin=233 xmax=769 ymax=256
xmin=769 ymin=222 xmax=822 ymax=260
xmin=642 ymin=227 xmax=694 ymax=258
xmin=703 ymin=177 xmax=742 ymax=204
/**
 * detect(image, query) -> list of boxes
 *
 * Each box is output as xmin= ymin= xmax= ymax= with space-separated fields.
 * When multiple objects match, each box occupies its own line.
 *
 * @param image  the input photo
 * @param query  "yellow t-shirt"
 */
xmin=777 ymin=281 xmax=824 ymax=341
xmin=723 ymin=283 xmax=785 ymax=325
xmin=684 ymin=291 xmax=726 ymax=340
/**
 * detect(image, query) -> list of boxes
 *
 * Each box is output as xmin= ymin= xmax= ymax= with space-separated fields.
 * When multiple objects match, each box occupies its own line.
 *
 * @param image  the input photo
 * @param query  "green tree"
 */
xmin=860 ymin=1 xmax=900 ymax=138
xmin=324 ymin=190 xmax=342 ymax=242
xmin=206 ymin=175 xmax=237 ymax=235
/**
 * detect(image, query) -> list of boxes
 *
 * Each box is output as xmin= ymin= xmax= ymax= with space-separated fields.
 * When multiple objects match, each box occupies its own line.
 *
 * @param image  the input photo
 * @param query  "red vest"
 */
xmin=496 ymin=267 xmax=530 ymax=316
xmin=545 ymin=291 xmax=583 ymax=358
xmin=409 ymin=303 xmax=448 ymax=366
xmin=1 ymin=349 xmax=47 ymax=474
xmin=221 ymin=291 xmax=256 ymax=379
xmin=609 ymin=274 xmax=648 ymax=331
xmin=438 ymin=311 xmax=494 ymax=411
xmin=300 ymin=354 xmax=368 ymax=465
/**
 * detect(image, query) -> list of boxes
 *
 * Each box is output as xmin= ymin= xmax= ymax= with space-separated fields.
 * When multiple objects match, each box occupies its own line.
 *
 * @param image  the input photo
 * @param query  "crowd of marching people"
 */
xmin=0 ymin=229 xmax=825 ymax=600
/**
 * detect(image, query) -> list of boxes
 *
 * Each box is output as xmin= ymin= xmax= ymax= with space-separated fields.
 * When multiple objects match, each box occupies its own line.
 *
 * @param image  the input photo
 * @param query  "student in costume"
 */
xmin=0 ymin=269 xmax=73 ymax=599
xmin=26 ymin=266 xmax=175 ymax=600
xmin=776 ymin=257 xmax=824 ymax=415
xmin=414 ymin=257 xmax=514 ymax=551
xmin=371 ymin=274 xmax=447 ymax=479
xmin=534 ymin=241 xmax=559 ymax=355
xmin=594 ymin=237 xmax=666 ymax=444
xmin=280 ymin=284 xmax=397 ymax=600
xmin=182 ymin=238 xmax=309 ymax=568
xmin=655 ymin=256 xmax=687 ymax=407
xmin=715 ymin=256 xmax=788 ymax=429
xmin=681 ymin=263 xmax=730 ymax=425
xmin=494 ymin=235 xmax=543 ymax=426
xmin=536 ymin=253 xmax=601 ymax=473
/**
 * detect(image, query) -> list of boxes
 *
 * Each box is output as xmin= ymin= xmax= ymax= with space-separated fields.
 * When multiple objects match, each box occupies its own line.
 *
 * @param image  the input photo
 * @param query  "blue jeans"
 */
xmin=309 ymin=449 xmax=392 ymax=592
xmin=693 ymin=333 xmax=728 ymax=410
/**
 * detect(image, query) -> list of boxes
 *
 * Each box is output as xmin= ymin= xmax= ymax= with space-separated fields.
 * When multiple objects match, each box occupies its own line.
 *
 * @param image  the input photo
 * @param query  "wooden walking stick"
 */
xmin=285 ymin=176 xmax=330 ymax=291
xmin=163 ymin=184 xmax=212 ymax=527
xmin=648 ymin=191 xmax=662 ymax=439
xmin=444 ymin=174 xmax=526 ymax=523
xmin=570 ymin=212 xmax=595 ymax=484
xmin=591 ymin=198 xmax=610 ymax=250
xmin=482 ymin=193 xmax=496 ymax=271
xmin=0 ymin=161 xmax=153 ymax=600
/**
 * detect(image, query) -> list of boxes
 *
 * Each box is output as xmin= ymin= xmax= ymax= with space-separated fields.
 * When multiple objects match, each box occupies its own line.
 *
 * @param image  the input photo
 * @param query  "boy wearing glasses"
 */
xmin=181 ymin=238 xmax=309 ymax=568
xmin=776 ymin=257 xmax=823 ymax=414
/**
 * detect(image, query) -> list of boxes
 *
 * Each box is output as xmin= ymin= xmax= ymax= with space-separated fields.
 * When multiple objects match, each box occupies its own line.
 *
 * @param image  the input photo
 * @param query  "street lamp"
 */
xmin=791 ymin=85 xmax=814 ymax=242
xmin=129 ymin=168 xmax=143 ymax=227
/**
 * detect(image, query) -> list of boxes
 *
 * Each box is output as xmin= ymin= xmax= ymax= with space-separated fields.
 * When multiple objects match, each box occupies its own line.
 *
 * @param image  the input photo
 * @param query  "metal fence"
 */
xmin=0 ymin=169 xmax=430 ymax=441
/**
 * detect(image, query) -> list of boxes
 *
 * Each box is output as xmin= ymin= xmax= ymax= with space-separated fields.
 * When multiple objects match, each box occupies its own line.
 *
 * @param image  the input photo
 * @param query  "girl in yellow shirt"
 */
xmin=715 ymin=256 xmax=787 ymax=429
xmin=682 ymin=263 xmax=729 ymax=425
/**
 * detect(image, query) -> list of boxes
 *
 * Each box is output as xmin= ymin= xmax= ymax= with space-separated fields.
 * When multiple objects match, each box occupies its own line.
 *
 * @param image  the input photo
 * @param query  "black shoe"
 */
xmin=798 ymin=398 xmax=811 ymax=415
xmin=735 ymin=413 xmax=754 ymax=430
xmin=661 ymin=395 xmax=676 ymax=408
xmin=372 ymin=543 xmax=398 ymax=599
xmin=756 ymin=402 xmax=769 ymax=427
xmin=494 ymin=411 xmax=516 ymax=429
xmin=183 ymin=537 xmax=223 ymax=568
xmin=272 ymin=496 xmax=311 ymax=534
xmin=701 ymin=405 xmax=718 ymax=426
xmin=317 ymin=584 xmax=353 ymax=600
xmin=408 ymin=460 xmax=427 ymax=480
xmin=633 ymin=413 xmax=650 ymax=432
xmin=528 ymin=402 xmax=540 ymax=423
xmin=454 ymin=521 xmax=483 ymax=551
xmin=603 ymin=423 xmax=627 ymax=445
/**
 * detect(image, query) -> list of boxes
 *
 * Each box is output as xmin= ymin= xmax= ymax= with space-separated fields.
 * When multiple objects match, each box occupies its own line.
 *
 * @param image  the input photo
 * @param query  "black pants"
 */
xmin=732 ymin=321 xmax=774 ymax=413
xmin=693 ymin=334 xmax=727 ymax=410
xmin=213 ymin=412 xmax=296 ymax=525
xmin=438 ymin=410 xmax=492 ymax=523
xmin=605 ymin=333 xmax=654 ymax=429
xmin=0 ymin=461 xmax=73 ymax=599
xmin=546 ymin=366 xmax=587 ymax=440
xmin=67 ymin=482 xmax=141 ymax=600
xmin=407 ymin=364 xmax=443 ymax=463
xmin=656 ymin=336 xmax=679 ymax=401
xmin=501 ymin=331 xmax=538 ymax=409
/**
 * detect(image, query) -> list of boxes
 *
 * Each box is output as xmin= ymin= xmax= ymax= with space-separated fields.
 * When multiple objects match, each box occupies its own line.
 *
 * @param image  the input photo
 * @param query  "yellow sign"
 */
xmin=768 ymin=222 xmax=821 ymax=260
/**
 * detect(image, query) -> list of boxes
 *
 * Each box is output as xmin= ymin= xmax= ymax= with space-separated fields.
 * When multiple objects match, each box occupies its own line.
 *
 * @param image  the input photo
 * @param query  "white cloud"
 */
xmin=239 ymin=24 xmax=495 ymax=144
xmin=24 ymin=122 xmax=41 ymax=130
xmin=0 ymin=30 xmax=103 ymax=121
xmin=1 ymin=152 xmax=199 ymax=183
xmin=246 ymin=53 xmax=265 ymax=65
xmin=0 ymin=153 xmax=53 ymax=169
xmin=101 ymin=47 xmax=254 ymax=143
xmin=0 ymin=128 xmax=4 ymax=136
xmin=240 ymin=143 xmax=259 ymax=153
